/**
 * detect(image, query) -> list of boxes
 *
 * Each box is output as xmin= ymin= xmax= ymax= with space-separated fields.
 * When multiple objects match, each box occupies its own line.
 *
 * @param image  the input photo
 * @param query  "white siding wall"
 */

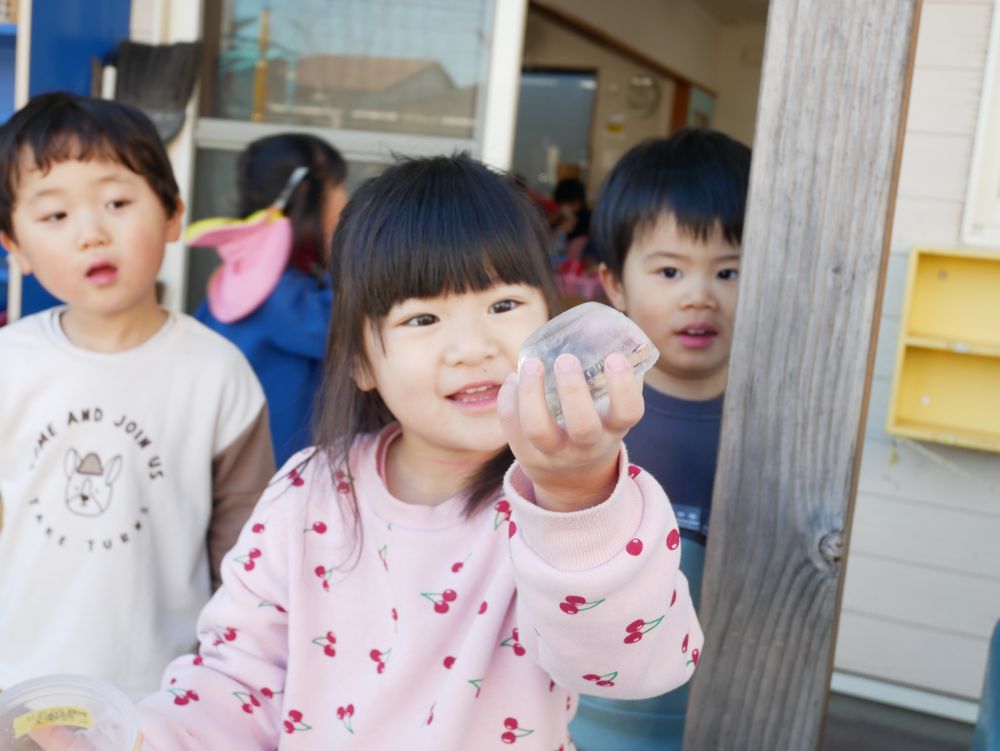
xmin=833 ymin=0 xmax=1000 ymax=710
xmin=713 ymin=22 xmax=766 ymax=145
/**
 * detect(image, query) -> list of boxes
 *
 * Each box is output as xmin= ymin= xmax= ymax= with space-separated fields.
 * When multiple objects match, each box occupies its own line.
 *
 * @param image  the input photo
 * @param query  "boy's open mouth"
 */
xmin=676 ymin=324 xmax=718 ymax=348
xmin=86 ymin=262 xmax=119 ymax=286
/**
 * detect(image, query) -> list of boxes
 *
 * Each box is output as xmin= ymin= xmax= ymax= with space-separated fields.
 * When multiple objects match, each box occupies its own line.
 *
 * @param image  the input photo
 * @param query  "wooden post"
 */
xmin=683 ymin=1 xmax=921 ymax=749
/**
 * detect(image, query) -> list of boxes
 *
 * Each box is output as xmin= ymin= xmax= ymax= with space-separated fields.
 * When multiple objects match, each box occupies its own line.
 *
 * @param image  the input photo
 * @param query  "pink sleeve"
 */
xmin=504 ymin=448 xmax=703 ymax=700
xmin=137 ymin=487 xmax=292 ymax=750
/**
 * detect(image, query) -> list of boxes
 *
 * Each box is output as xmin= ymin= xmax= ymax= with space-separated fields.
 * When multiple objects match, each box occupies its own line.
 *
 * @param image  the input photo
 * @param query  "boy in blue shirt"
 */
xmin=571 ymin=128 xmax=751 ymax=751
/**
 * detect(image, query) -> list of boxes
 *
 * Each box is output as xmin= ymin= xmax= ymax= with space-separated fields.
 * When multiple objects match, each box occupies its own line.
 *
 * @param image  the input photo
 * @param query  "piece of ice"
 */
xmin=519 ymin=302 xmax=659 ymax=421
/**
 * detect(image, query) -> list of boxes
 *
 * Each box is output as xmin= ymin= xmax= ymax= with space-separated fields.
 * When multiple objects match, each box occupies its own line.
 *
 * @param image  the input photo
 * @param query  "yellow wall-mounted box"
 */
xmin=886 ymin=247 xmax=1000 ymax=452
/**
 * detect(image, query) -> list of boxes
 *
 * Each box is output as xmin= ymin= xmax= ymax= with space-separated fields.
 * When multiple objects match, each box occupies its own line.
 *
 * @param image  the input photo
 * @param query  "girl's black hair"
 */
xmin=312 ymin=153 xmax=559 ymax=536
xmin=0 ymin=92 xmax=180 ymax=239
xmin=595 ymin=128 xmax=751 ymax=278
xmin=237 ymin=133 xmax=347 ymax=275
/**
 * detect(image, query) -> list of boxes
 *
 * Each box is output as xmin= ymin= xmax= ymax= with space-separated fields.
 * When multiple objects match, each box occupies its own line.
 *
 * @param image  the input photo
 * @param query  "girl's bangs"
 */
xmin=356 ymin=183 xmax=553 ymax=319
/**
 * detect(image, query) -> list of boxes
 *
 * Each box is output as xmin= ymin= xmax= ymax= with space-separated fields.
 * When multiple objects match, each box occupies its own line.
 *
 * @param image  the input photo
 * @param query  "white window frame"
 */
xmin=962 ymin=0 xmax=1000 ymax=246
xmin=167 ymin=0 xmax=526 ymax=311
xmin=4 ymin=0 xmax=33 ymax=323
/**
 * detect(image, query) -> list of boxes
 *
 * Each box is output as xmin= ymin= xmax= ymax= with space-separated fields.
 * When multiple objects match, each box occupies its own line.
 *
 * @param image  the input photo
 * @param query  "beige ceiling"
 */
xmin=696 ymin=0 xmax=769 ymax=25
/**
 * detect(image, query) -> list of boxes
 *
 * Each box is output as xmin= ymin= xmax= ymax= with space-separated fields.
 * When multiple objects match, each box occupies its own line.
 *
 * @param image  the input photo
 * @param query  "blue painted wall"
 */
xmin=12 ymin=0 xmax=131 ymax=317
xmin=29 ymin=0 xmax=131 ymax=97
xmin=0 ymin=24 xmax=15 ymax=121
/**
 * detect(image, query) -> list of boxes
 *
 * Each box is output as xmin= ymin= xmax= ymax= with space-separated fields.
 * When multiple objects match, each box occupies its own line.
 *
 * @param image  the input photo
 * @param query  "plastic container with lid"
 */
xmin=0 ymin=674 xmax=141 ymax=750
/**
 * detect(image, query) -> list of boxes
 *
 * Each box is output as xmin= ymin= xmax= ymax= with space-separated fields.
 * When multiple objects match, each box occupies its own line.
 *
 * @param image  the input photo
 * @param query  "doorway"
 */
xmin=511 ymin=68 xmax=596 ymax=198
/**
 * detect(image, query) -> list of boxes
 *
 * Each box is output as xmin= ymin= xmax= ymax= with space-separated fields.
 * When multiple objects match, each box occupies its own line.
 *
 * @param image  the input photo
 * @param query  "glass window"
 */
xmin=201 ymin=0 xmax=495 ymax=140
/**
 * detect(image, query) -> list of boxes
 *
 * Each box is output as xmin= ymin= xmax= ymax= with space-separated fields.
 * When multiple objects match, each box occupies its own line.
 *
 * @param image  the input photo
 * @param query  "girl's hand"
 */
xmin=497 ymin=352 xmax=644 ymax=512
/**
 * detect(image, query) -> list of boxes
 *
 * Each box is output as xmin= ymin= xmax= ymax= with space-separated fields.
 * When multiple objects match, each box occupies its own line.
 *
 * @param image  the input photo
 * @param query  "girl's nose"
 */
xmin=444 ymin=320 xmax=500 ymax=366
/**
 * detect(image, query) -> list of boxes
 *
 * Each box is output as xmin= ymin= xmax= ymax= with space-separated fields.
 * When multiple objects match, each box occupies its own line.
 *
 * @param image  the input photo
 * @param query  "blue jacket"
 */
xmin=196 ymin=269 xmax=332 ymax=466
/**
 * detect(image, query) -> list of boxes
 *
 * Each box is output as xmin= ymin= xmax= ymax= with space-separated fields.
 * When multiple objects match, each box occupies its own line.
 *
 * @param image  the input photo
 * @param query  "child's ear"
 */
xmin=598 ymin=263 xmax=627 ymax=312
xmin=165 ymin=198 xmax=186 ymax=243
xmin=352 ymin=359 xmax=376 ymax=392
xmin=1 ymin=232 xmax=32 ymax=276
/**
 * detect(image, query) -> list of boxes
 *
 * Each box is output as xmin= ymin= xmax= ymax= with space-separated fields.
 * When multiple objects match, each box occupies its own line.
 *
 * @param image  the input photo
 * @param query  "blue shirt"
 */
xmin=196 ymin=268 xmax=332 ymax=466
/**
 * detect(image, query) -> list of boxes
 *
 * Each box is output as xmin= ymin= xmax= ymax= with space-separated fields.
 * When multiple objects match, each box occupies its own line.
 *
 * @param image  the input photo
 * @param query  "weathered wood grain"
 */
xmin=683 ymin=1 xmax=922 ymax=748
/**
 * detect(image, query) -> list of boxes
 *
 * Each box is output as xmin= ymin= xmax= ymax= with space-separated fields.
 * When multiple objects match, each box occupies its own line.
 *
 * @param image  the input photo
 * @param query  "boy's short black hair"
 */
xmin=0 ymin=91 xmax=180 ymax=238
xmin=553 ymin=177 xmax=586 ymax=206
xmin=595 ymin=128 xmax=751 ymax=278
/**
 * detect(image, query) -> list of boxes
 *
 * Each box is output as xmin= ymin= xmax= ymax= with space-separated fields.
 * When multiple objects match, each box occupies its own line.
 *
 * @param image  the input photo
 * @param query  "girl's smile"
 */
xmin=446 ymin=381 xmax=503 ymax=411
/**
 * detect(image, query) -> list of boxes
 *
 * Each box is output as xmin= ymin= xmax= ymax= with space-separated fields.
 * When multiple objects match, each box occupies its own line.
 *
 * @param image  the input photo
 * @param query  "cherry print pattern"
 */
xmin=469 ymin=678 xmax=483 ymax=698
xmin=443 ymin=655 xmax=456 ymax=669
xmin=500 ymin=716 xmax=534 ymax=744
xmin=233 ymin=690 xmax=261 ymax=714
xmin=288 ymin=469 xmax=305 ymax=487
xmin=421 ymin=588 xmax=457 ymax=613
xmin=688 ymin=647 xmax=700 ymax=668
xmin=192 ymin=655 xmax=202 ymax=666
xmin=666 ymin=529 xmax=680 ymax=550
xmin=283 ymin=709 xmax=312 ymax=734
xmin=334 ymin=468 xmax=352 ymax=494
xmin=305 ymin=521 xmax=327 ymax=534
xmin=251 ymin=523 xmax=265 ymax=533
xmin=670 ymin=589 xmax=677 ymax=607
xmin=582 ymin=670 xmax=618 ymax=687
xmin=501 ymin=627 xmax=526 ymax=656
xmin=312 ymin=631 xmax=337 ymax=657
xmin=451 ymin=554 xmax=470 ymax=573
xmin=335 ymin=704 xmax=355 ymax=734
xmin=210 ymin=626 xmax=238 ymax=647
xmin=235 ymin=547 xmax=261 ymax=572
xmin=314 ymin=565 xmax=334 ymax=592
xmin=426 ymin=703 xmax=435 ymax=726
xmin=624 ymin=615 xmax=665 ymax=644
xmin=493 ymin=499 xmax=512 ymax=529
xmin=167 ymin=686 xmax=200 ymax=706
xmin=628 ymin=464 xmax=641 ymax=479
xmin=508 ymin=520 xmax=517 ymax=539
xmin=626 ymin=538 xmax=644 ymax=556
xmin=478 ymin=600 xmax=488 ymax=615
xmin=559 ymin=595 xmax=605 ymax=615
xmin=370 ymin=646 xmax=392 ymax=674
xmin=334 ymin=468 xmax=353 ymax=495
xmin=258 ymin=600 xmax=287 ymax=614
xmin=377 ymin=544 xmax=389 ymax=571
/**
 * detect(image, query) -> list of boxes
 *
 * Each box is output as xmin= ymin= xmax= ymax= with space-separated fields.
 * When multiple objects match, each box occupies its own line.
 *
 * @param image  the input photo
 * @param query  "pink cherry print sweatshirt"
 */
xmin=137 ymin=424 xmax=703 ymax=749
